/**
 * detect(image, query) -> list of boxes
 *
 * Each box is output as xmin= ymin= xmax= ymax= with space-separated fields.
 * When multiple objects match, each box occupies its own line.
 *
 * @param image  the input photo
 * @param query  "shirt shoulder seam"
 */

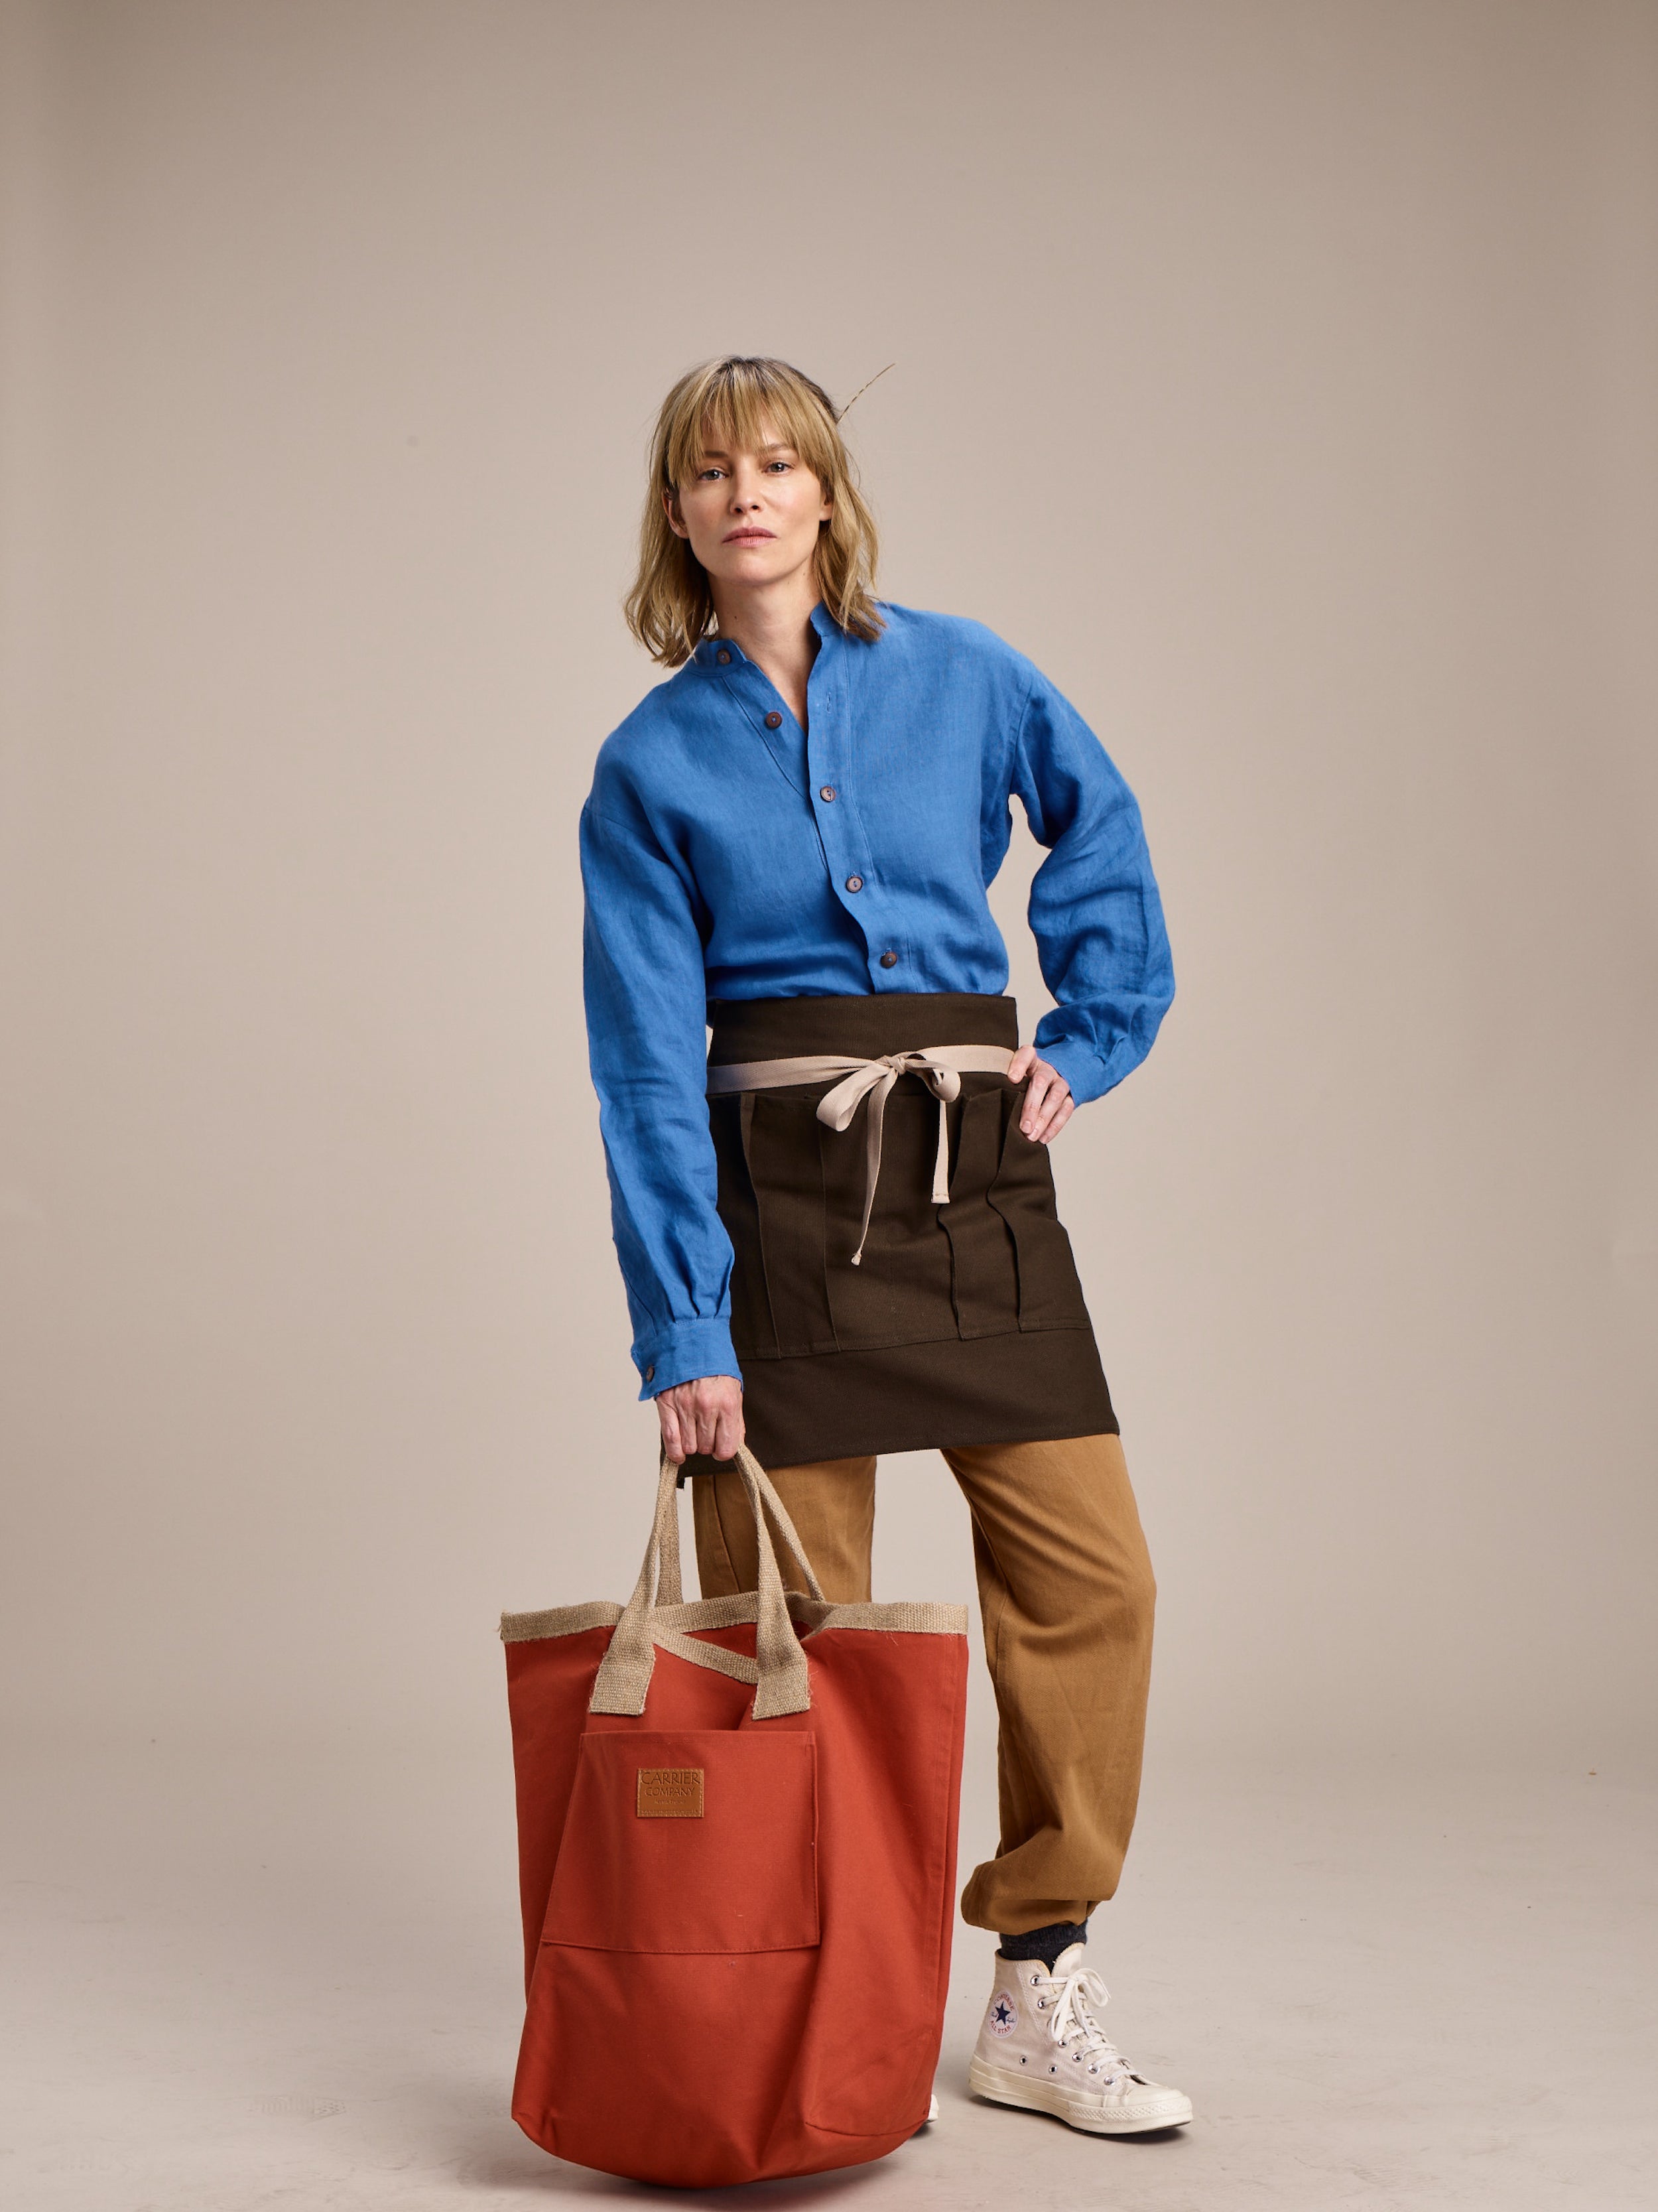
xmin=582 ymin=792 xmax=660 ymax=844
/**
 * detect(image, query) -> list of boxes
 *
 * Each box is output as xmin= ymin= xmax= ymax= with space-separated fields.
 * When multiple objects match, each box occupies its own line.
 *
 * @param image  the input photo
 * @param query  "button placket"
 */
xmin=720 ymin=661 xmax=806 ymax=793
xmin=805 ymin=676 xmax=877 ymax=943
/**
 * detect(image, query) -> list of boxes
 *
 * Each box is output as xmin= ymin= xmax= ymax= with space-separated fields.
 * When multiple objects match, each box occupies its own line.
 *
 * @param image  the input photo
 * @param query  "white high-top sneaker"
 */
xmin=968 ymin=1944 xmax=1192 ymax=2134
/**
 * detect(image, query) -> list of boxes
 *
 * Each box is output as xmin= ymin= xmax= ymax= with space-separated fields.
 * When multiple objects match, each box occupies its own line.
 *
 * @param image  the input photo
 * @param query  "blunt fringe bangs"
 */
xmin=625 ymin=356 xmax=883 ymax=667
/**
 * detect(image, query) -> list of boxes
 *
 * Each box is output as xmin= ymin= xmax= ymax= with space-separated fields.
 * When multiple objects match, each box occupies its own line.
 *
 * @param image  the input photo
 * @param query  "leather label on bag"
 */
xmin=636 ymin=1766 xmax=704 ymax=1818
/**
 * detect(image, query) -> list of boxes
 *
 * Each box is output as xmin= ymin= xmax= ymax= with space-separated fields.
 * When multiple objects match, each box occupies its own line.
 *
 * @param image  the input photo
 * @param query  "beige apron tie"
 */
xmin=706 ymin=1045 xmax=1015 ymax=1266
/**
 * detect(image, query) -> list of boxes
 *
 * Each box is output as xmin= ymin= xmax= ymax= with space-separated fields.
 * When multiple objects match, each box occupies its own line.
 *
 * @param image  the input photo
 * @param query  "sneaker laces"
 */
xmin=1041 ymin=1964 xmax=1132 ymax=2085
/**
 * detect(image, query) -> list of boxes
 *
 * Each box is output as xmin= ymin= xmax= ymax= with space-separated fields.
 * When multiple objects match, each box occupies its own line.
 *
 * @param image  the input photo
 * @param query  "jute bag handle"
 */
xmin=589 ymin=1443 xmax=825 ymax=1719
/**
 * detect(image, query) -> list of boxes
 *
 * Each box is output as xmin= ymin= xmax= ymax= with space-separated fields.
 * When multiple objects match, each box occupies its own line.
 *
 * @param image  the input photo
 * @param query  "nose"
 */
xmin=728 ymin=460 xmax=767 ymax=511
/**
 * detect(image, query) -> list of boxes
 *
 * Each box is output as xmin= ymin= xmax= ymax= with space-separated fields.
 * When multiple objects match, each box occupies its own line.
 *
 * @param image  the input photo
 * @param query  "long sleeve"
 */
xmin=579 ymin=793 xmax=742 ymax=1399
xmin=1009 ymin=667 xmax=1176 ymax=1106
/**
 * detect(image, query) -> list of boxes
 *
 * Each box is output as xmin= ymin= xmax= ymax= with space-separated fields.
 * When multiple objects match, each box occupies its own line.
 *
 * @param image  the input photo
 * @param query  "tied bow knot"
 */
xmin=704 ymin=1041 xmax=1016 ymax=1268
xmin=814 ymin=1050 xmax=966 ymax=1265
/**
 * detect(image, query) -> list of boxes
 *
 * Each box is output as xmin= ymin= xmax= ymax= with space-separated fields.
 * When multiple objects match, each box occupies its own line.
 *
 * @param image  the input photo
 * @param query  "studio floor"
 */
xmin=3 ymin=1743 xmax=1652 ymax=2211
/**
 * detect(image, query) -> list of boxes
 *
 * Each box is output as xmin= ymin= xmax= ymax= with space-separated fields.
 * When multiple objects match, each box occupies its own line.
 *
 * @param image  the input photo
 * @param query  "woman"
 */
xmin=579 ymin=356 xmax=1190 ymax=2136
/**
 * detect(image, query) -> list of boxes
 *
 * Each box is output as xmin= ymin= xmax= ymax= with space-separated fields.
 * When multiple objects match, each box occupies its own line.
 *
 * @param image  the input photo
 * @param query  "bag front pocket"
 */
xmin=541 ymin=1728 xmax=819 ymax=1955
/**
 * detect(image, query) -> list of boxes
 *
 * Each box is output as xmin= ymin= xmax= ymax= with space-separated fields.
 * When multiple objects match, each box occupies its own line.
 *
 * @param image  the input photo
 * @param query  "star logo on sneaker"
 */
xmin=987 ymin=1995 xmax=1018 ymax=2036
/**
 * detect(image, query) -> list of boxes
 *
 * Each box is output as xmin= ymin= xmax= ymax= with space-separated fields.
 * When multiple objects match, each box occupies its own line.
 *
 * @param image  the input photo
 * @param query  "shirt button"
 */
xmin=819 ymin=785 xmax=836 ymax=802
xmin=845 ymin=875 xmax=863 ymax=892
xmin=644 ymin=1363 xmax=655 ymax=1382
xmin=764 ymin=710 xmax=783 ymax=728
xmin=879 ymin=950 xmax=899 ymax=968
xmin=716 ymin=649 xmax=732 ymax=665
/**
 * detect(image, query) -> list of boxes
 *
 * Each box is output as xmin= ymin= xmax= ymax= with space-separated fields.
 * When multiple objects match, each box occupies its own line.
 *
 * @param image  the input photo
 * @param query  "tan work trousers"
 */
xmin=691 ymin=1431 xmax=1155 ymax=1935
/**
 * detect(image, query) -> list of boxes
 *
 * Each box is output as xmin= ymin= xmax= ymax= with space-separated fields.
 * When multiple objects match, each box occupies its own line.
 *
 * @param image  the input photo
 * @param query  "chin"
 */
xmin=709 ymin=555 xmax=793 ymax=588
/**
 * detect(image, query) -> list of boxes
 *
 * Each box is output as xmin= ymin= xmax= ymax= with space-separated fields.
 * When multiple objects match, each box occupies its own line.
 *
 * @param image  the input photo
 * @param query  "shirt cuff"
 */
xmin=631 ymin=1317 xmax=744 ymax=1401
xmin=1035 ymin=1036 xmax=1113 ymax=1108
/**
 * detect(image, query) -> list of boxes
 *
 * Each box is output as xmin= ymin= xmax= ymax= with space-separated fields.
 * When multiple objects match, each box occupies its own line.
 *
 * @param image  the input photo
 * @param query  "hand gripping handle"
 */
xmin=588 ymin=1443 xmax=824 ymax=1719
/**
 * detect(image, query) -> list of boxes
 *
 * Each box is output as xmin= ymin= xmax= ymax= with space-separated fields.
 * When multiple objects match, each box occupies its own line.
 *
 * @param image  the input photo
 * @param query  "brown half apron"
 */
xmin=680 ymin=990 xmax=1117 ymax=1474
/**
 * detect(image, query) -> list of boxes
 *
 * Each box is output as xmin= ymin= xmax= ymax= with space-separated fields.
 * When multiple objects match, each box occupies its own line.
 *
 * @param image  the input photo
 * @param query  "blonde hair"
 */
xmin=625 ymin=356 xmax=883 ymax=667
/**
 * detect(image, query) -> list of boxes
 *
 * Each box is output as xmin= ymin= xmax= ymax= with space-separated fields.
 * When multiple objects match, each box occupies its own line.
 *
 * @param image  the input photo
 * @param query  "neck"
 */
xmin=709 ymin=563 xmax=822 ymax=727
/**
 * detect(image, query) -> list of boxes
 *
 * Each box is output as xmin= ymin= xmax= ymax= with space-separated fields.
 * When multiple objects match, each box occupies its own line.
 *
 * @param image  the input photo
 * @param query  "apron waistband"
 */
xmin=706 ymin=1045 xmax=1016 ymax=1266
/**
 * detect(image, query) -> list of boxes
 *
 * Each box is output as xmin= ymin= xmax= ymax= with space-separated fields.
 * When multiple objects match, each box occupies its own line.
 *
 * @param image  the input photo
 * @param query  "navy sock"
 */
xmin=996 ymin=1918 xmax=1089 ymax=1971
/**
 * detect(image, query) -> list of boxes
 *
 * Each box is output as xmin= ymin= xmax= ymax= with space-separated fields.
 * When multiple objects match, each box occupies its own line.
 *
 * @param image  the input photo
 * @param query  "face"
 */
xmin=665 ymin=417 xmax=833 ymax=598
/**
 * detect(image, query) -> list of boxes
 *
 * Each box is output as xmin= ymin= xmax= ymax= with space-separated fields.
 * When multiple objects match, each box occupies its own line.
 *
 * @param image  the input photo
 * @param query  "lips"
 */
xmin=724 ymin=529 xmax=775 ymax=544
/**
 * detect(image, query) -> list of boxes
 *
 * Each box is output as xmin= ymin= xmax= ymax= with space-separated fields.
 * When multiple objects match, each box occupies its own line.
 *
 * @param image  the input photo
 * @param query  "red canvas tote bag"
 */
xmin=499 ymin=1443 xmax=968 ymax=2188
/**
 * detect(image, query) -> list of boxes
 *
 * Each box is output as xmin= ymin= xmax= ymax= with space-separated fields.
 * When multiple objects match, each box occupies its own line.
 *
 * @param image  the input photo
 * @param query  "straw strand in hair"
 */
xmin=834 ymin=362 xmax=896 ymax=422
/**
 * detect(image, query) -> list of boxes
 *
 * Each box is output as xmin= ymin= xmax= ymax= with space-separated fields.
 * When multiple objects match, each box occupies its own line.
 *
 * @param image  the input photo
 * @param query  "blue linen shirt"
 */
xmin=579 ymin=600 xmax=1175 ymax=1401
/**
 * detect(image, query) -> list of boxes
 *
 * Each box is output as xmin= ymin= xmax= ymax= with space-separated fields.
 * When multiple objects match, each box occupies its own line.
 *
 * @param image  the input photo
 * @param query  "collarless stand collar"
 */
xmin=694 ymin=599 xmax=841 ymax=673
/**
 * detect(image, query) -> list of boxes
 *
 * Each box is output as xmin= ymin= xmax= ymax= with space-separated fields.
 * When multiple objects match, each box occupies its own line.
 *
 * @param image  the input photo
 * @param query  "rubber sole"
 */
xmin=968 ymin=2055 xmax=1193 ymax=2135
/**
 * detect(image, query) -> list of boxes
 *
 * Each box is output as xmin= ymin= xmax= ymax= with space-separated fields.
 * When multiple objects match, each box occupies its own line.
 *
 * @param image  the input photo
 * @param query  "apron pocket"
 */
xmin=939 ymin=1088 xmax=1021 ymax=1336
xmin=822 ymin=1090 xmax=960 ymax=1350
xmin=987 ymin=1079 xmax=1094 ymax=1330
xmin=742 ymin=1094 xmax=837 ymax=1357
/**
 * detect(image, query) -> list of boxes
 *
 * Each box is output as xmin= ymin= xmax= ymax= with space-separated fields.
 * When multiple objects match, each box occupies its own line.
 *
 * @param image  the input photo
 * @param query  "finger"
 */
xmin=1007 ymin=1043 xmax=1034 ymax=1082
xmin=1020 ymin=1069 xmax=1055 ymax=1134
xmin=713 ymin=1401 xmax=743 ymax=1461
xmin=658 ymin=1403 xmax=683 ymax=1462
xmin=1032 ymin=1085 xmax=1070 ymax=1141
xmin=694 ymin=1397 xmax=720 ymax=1457
xmin=1035 ymin=1092 xmax=1075 ymax=1143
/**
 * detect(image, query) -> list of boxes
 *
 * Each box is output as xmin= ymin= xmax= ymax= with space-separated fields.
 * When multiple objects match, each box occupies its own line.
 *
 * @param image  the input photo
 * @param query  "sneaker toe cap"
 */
xmin=1115 ymin=2078 xmax=1192 ymax=2126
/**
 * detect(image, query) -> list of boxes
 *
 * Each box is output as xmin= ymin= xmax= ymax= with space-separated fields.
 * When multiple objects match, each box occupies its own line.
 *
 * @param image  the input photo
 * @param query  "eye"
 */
xmin=765 ymin=459 xmax=792 ymax=472
xmin=695 ymin=465 xmax=726 ymax=482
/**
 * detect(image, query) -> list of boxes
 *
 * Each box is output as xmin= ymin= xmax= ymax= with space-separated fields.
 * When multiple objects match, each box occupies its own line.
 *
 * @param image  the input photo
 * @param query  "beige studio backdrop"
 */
xmin=3 ymin=0 xmax=1655 ymax=1787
